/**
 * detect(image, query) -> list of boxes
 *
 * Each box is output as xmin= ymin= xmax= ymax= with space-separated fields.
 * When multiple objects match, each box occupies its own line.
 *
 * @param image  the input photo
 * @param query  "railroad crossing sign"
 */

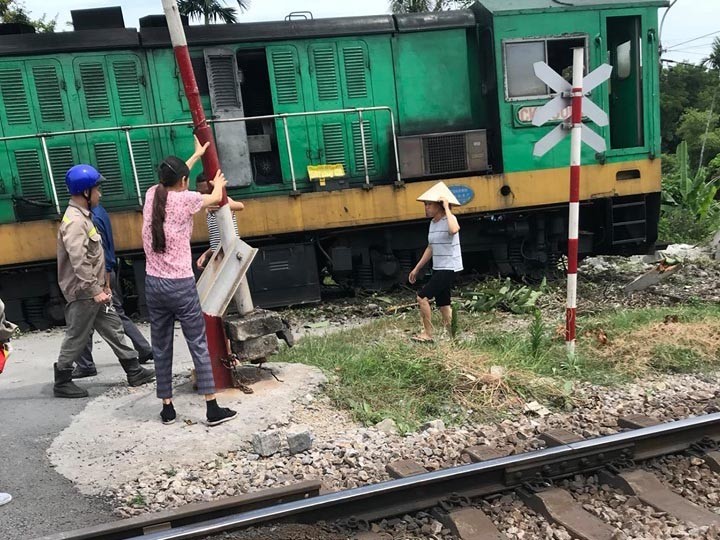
xmin=532 ymin=61 xmax=613 ymax=157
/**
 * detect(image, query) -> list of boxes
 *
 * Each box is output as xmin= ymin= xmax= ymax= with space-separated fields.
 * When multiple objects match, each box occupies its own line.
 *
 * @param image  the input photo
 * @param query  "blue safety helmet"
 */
xmin=65 ymin=164 xmax=104 ymax=195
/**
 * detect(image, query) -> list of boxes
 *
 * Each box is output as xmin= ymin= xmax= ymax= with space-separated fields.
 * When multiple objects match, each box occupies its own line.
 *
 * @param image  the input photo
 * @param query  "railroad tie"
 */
xmin=438 ymin=507 xmax=507 ymax=540
xmin=702 ymin=450 xmax=720 ymax=473
xmin=600 ymin=469 xmax=720 ymax=527
xmin=522 ymin=488 xmax=616 ymax=540
xmin=617 ymin=414 xmax=662 ymax=429
xmin=539 ymin=428 xmax=584 ymax=447
xmin=386 ymin=459 xmax=428 ymax=479
xmin=462 ymin=445 xmax=509 ymax=463
xmin=352 ymin=532 xmax=393 ymax=540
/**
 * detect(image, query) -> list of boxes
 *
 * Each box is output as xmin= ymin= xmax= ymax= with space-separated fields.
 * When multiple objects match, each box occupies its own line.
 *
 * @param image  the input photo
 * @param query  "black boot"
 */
xmin=118 ymin=358 xmax=155 ymax=387
xmin=54 ymin=363 xmax=89 ymax=398
xmin=71 ymin=365 xmax=97 ymax=378
xmin=206 ymin=399 xmax=237 ymax=426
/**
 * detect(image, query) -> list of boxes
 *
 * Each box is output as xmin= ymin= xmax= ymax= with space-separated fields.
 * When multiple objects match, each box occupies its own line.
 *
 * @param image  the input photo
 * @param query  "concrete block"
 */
xmin=422 ymin=419 xmax=445 ymax=431
xmin=225 ymin=309 xmax=284 ymax=341
xmin=286 ymin=425 xmax=314 ymax=454
xmin=252 ymin=430 xmax=283 ymax=457
xmin=230 ymin=334 xmax=278 ymax=362
xmin=375 ymin=418 xmax=398 ymax=435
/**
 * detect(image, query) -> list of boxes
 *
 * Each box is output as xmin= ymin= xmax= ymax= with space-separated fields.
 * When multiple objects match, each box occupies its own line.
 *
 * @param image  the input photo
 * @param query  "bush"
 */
xmin=658 ymin=205 xmax=720 ymax=244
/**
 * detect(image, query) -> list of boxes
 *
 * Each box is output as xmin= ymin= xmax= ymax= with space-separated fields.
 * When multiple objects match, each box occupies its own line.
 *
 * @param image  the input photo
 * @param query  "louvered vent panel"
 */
xmin=351 ymin=120 xmax=375 ymax=172
xmin=322 ymin=123 xmax=346 ymax=169
xmin=47 ymin=146 xmax=75 ymax=195
xmin=113 ymin=60 xmax=144 ymax=117
xmin=15 ymin=149 xmax=47 ymax=200
xmin=79 ymin=63 xmax=111 ymax=119
xmin=424 ymin=134 xmax=466 ymax=174
xmin=32 ymin=65 xmax=65 ymax=123
xmin=271 ymin=50 xmax=299 ymax=105
xmin=131 ymin=139 xmax=157 ymax=193
xmin=207 ymin=55 xmax=239 ymax=108
xmin=93 ymin=143 xmax=125 ymax=197
xmin=0 ymin=69 xmax=31 ymax=125
xmin=313 ymin=48 xmax=339 ymax=101
xmin=343 ymin=47 xmax=368 ymax=99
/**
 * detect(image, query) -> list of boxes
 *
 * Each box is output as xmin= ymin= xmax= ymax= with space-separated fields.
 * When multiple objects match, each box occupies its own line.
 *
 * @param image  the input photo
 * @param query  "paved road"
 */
xmin=0 ymin=328 xmax=124 ymax=539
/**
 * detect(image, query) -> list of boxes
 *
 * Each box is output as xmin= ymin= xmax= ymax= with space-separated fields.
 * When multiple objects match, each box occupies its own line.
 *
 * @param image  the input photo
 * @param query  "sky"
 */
xmin=21 ymin=0 xmax=718 ymax=66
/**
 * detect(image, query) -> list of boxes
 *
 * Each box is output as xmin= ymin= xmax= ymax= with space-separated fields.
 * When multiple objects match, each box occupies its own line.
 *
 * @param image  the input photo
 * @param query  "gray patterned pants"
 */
xmin=145 ymin=276 xmax=215 ymax=398
xmin=76 ymin=270 xmax=152 ymax=370
xmin=57 ymin=299 xmax=137 ymax=371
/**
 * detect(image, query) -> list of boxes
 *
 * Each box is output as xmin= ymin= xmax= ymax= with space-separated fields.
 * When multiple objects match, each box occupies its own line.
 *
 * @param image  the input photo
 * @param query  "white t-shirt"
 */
xmin=428 ymin=216 xmax=463 ymax=272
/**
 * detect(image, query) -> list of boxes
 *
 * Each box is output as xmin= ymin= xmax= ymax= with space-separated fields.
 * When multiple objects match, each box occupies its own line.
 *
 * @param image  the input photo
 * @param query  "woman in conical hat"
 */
xmin=408 ymin=182 xmax=463 ymax=342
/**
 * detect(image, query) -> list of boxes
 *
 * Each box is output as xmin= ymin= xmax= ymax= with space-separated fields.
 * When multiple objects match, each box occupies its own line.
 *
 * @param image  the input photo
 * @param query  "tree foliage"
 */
xmin=389 ymin=0 xmax=469 ymax=13
xmin=178 ymin=0 xmax=249 ymax=25
xmin=0 ymin=0 xmax=56 ymax=32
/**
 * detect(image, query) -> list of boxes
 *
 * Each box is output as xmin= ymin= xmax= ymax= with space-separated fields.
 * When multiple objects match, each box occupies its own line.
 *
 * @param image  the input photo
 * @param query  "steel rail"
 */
xmin=39 ymin=413 xmax=720 ymax=540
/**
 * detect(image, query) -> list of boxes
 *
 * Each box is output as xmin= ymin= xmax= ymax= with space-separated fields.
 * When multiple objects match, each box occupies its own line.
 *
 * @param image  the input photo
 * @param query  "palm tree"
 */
xmin=178 ymin=0 xmax=249 ymax=25
xmin=703 ymin=36 xmax=720 ymax=71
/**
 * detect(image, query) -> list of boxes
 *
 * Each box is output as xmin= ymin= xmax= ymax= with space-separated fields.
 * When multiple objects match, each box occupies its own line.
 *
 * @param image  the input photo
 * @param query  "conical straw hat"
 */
xmin=416 ymin=181 xmax=461 ymax=206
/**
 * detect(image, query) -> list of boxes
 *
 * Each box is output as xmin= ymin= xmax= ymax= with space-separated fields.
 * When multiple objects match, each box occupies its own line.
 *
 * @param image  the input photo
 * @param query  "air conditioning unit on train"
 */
xmin=397 ymin=129 xmax=489 ymax=178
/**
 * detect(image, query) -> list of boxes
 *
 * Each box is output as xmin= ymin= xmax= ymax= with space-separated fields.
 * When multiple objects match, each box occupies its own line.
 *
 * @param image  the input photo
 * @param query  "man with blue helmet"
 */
xmin=54 ymin=164 xmax=155 ymax=398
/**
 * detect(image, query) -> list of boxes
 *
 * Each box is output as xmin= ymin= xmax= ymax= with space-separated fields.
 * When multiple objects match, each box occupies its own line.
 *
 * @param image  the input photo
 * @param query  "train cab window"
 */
xmin=504 ymin=36 xmax=586 ymax=100
xmin=190 ymin=56 xmax=210 ymax=96
xmin=607 ymin=16 xmax=644 ymax=149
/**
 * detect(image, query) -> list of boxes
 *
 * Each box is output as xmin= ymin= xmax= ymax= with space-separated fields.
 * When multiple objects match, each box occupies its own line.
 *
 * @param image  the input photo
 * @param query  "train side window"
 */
xmin=505 ymin=41 xmax=545 ymax=98
xmin=504 ymin=36 xmax=586 ymax=100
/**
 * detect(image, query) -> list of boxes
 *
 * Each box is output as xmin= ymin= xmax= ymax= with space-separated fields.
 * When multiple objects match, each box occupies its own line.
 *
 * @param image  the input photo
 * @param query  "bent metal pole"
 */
xmin=566 ymin=47 xmax=584 ymax=356
xmin=161 ymin=0 xmax=234 ymax=389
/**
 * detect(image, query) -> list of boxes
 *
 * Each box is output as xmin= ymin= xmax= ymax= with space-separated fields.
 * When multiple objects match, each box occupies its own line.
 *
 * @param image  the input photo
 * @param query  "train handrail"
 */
xmin=0 ymin=106 xmax=403 ymax=214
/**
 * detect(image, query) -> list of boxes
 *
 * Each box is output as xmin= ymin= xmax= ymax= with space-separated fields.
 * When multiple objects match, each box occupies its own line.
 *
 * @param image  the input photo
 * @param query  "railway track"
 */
xmin=40 ymin=413 xmax=720 ymax=540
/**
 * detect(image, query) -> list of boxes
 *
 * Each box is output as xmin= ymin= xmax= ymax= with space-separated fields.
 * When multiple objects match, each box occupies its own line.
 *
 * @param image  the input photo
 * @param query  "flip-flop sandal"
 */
xmin=411 ymin=335 xmax=434 ymax=343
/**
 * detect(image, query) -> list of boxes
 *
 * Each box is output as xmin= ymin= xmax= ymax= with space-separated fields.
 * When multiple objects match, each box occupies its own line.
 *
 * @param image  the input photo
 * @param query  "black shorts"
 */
xmin=418 ymin=270 xmax=455 ymax=307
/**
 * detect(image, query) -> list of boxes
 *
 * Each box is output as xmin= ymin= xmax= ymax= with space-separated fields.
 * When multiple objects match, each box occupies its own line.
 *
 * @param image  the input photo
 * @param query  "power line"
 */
xmin=666 ymin=41 xmax=718 ymax=52
xmin=665 ymin=29 xmax=720 ymax=49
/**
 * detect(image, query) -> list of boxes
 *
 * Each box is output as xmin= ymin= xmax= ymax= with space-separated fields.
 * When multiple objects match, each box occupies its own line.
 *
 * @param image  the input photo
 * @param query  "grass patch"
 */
xmin=278 ymin=303 xmax=720 ymax=430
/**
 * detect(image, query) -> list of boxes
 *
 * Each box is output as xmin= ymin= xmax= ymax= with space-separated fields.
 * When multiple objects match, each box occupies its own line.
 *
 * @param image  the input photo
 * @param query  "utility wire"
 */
xmin=665 ymin=30 xmax=720 ymax=49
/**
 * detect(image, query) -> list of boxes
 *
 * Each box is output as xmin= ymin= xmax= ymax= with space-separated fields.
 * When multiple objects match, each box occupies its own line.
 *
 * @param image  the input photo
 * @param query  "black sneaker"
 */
xmin=71 ymin=366 xmax=97 ymax=379
xmin=206 ymin=407 xmax=237 ymax=427
xmin=160 ymin=403 xmax=176 ymax=425
xmin=138 ymin=352 xmax=154 ymax=364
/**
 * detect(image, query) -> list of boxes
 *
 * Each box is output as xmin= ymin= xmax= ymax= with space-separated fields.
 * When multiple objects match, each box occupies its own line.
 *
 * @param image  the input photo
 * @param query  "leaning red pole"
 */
xmin=566 ymin=47 xmax=584 ymax=356
xmin=161 ymin=0 xmax=233 ymax=389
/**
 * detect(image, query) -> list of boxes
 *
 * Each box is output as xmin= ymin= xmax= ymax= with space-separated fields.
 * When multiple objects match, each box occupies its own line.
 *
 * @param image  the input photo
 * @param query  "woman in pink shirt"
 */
xmin=142 ymin=139 xmax=236 ymax=426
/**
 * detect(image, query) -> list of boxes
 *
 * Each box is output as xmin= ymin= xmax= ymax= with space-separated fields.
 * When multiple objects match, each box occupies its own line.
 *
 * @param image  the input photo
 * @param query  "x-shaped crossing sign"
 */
xmin=532 ymin=62 xmax=613 ymax=157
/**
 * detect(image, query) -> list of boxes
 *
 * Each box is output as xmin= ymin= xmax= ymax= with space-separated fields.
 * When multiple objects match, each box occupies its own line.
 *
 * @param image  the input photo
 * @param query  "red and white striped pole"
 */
xmin=161 ymin=0 xmax=233 ymax=389
xmin=566 ymin=47 xmax=584 ymax=355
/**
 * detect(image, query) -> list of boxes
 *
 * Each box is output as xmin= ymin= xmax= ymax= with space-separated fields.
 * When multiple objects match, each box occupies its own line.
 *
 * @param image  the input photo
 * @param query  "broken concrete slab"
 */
xmin=230 ymin=334 xmax=279 ymax=362
xmin=623 ymin=264 xmax=680 ymax=294
xmin=225 ymin=309 xmax=285 ymax=342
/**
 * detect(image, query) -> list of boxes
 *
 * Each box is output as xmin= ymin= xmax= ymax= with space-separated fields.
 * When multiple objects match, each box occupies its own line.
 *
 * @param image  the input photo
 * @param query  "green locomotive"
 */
xmin=0 ymin=0 xmax=666 ymax=329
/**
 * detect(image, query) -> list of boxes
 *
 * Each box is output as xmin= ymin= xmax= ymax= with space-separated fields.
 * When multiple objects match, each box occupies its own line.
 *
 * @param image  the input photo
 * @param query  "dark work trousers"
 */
xmin=57 ymin=299 xmax=137 ymax=371
xmin=76 ymin=270 xmax=152 ymax=370
xmin=145 ymin=275 xmax=216 ymax=399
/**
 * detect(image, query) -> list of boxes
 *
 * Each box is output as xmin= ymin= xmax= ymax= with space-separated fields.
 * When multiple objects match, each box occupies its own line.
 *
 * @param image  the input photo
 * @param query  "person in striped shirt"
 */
xmin=408 ymin=184 xmax=462 ymax=343
xmin=195 ymin=173 xmax=245 ymax=269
